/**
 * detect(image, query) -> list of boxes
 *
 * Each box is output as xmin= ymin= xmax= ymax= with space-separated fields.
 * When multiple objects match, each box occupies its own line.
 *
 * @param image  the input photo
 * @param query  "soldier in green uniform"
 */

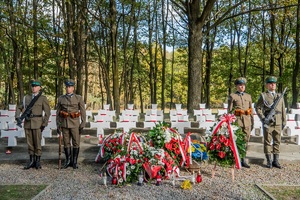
xmin=15 ymin=80 xmax=51 ymax=169
xmin=56 ymin=79 xmax=86 ymax=169
xmin=255 ymin=76 xmax=286 ymax=169
xmin=228 ymin=77 xmax=254 ymax=168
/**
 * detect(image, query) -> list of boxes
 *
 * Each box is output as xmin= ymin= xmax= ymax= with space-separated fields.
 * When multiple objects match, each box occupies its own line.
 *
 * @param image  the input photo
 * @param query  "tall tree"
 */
xmin=292 ymin=0 xmax=300 ymax=108
xmin=110 ymin=0 xmax=120 ymax=115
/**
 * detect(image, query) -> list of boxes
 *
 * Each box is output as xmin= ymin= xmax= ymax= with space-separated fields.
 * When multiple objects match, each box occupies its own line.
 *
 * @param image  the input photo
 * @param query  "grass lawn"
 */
xmin=0 ymin=184 xmax=48 ymax=200
xmin=262 ymin=185 xmax=300 ymax=200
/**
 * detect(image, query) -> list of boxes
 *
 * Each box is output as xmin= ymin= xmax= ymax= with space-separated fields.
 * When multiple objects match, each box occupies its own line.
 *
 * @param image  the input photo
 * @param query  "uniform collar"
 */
xmin=236 ymin=91 xmax=244 ymax=96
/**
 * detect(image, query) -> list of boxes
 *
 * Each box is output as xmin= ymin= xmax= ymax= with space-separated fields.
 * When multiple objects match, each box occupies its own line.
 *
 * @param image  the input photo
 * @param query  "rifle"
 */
xmin=16 ymin=88 xmax=44 ymax=128
xmin=263 ymin=87 xmax=287 ymax=128
xmin=58 ymin=130 xmax=62 ymax=170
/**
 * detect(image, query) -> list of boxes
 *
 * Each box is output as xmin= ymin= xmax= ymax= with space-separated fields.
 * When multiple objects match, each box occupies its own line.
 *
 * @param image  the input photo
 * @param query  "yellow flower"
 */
xmin=181 ymin=180 xmax=192 ymax=190
xmin=200 ymin=144 xmax=206 ymax=152
xmin=190 ymin=146 xmax=196 ymax=153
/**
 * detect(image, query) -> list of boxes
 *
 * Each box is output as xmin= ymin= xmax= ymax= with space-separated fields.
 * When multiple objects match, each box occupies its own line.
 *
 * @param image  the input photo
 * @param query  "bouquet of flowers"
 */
xmin=190 ymin=140 xmax=208 ymax=162
xmin=97 ymin=122 xmax=193 ymax=184
xmin=207 ymin=114 xmax=246 ymax=168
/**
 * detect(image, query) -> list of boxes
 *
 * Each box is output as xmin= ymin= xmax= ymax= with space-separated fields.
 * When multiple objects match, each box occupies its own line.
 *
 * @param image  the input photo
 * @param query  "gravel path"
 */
xmin=0 ymin=162 xmax=299 ymax=200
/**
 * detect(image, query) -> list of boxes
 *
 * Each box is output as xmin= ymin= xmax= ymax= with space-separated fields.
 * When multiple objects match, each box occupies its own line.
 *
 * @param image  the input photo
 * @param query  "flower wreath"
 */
xmin=207 ymin=114 xmax=246 ymax=168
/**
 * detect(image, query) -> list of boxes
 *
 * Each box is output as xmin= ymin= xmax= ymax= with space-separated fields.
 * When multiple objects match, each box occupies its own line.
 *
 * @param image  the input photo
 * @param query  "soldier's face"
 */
xmin=31 ymin=85 xmax=41 ymax=94
xmin=66 ymin=86 xmax=75 ymax=94
xmin=266 ymin=82 xmax=276 ymax=91
xmin=236 ymin=84 xmax=245 ymax=92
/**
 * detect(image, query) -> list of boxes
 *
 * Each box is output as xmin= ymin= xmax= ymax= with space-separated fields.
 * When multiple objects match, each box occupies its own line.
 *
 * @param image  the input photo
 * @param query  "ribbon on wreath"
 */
xmin=95 ymin=134 xmax=113 ymax=162
xmin=106 ymin=156 xmax=127 ymax=181
xmin=211 ymin=114 xmax=241 ymax=169
xmin=142 ymin=162 xmax=162 ymax=179
xmin=127 ymin=132 xmax=143 ymax=153
xmin=167 ymin=128 xmax=190 ymax=167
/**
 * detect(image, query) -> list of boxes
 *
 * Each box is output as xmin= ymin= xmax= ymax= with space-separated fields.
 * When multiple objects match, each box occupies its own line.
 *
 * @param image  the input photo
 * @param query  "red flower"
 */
xmin=209 ymin=143 xmax=215 ymax=150
xmin=218 ymin=151 xmax=226 ymax=158
xmin=212 ymin=136 xmax=218 ymax=143
xmin=216 ymin=143 xmax=222 ymax=150
xmin=155 ymin=154 xmax=161 ymax=160
xmin=224 ymin=139 xmax=231 ymax=147
xmin=165 ymin=143 xmax=173 ymax=150
xmin=129 ymin=158 xmax=136 ymax=165
xmin=219 ymin=134 xmax=226 ymax=143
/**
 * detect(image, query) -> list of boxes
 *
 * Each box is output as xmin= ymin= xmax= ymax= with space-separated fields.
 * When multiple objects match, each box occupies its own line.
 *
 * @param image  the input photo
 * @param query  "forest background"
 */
xmin=0 ymin=0 xmax=299 ymax=116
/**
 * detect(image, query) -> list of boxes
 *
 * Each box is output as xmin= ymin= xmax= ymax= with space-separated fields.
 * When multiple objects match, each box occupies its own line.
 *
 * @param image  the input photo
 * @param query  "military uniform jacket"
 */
xmin=255 ymin=92 xmax=286 ymax=126
xmin=56 ymin=94 xmax=86 ymax=129
xmin=228 ymin=92 xmax=254 ymax=128
xmin=16 ymin=94 xmax=50 ymax=129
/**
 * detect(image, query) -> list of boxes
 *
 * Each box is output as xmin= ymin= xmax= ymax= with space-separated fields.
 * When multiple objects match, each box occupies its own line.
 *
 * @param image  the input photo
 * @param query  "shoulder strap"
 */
xmin=261 ymin=92 xmax=273 ymax=108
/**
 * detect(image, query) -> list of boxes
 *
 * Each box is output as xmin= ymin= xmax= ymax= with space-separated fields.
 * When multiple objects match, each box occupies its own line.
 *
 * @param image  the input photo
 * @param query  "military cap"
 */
xmin=234 ymin=77 xmax=246 ymax=85
xmin=65 ymin=79 xmax=75 ymax=86
xmin=265 ymin=76 xmax=277 ymax=83
xmin=31 ymin=79 xmax=41 ymax=87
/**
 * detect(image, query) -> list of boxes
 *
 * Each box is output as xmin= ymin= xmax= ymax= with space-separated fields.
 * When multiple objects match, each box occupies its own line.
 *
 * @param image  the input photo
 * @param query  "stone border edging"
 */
xmin=255 ymin=184 xmax=300 ymax=200
xmin=32 ymin=184 xmax=52 ymax=200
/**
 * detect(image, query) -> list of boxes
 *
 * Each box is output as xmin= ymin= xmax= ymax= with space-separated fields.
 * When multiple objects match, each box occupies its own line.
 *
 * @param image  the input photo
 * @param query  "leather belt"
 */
xmin=234 ymin=108 xmax=252 ymax=116
xmin=30 ymin=114 xmax=43 ymax=118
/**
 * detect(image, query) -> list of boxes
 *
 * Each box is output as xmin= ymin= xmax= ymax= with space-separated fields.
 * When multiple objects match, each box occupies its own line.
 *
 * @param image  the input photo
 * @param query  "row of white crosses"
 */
xmin=144 ymin=104 xmax=164 ymax=122
xmin=0 ymin=105 xmax=23 ymax=147
xmin=170 ymin=104 xmax=190 ymax=134
xmin=0 ymin=104 xmax=57 ymax=147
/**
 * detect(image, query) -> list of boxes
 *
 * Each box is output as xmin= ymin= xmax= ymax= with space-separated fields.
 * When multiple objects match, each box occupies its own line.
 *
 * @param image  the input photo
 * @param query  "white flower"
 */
xmin=126 ymin=171 xmax=131 ymax=175
xmin=119 ymin=178 xmax=123 ymax=183
xmin=125 ymin=163 xmax=129 ymax=166
xmin=231 ymin=125 xmax=239 ymax=131
xmin=157 ymin=136 xmax=161 ymax=139
xmin=158 ymin=161 xmax=164 ymax=165
xmin=131 ymin=165 xmax=135 ymax=169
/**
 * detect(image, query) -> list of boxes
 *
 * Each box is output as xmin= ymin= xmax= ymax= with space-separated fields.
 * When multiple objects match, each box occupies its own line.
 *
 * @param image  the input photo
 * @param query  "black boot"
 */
xmin=24 ymin=155 xmax=35 ymax=170
xmin=72 ymin=148 xmax=80 ymax=169
xmin=241 ymin=158 xmax=250 ymax=168
xmin=272 ymin=154 xmax=282 ymax=169
xmin=35 ymin=156 xmax=42 ymax=169
xmin=265 ymin=154 xmax=272 ymax=168
xmin=63 ymin=147 xmax=72 ymax=169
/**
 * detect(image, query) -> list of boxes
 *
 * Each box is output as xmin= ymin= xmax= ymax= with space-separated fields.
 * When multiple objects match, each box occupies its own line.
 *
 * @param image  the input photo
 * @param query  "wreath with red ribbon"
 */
xmin=207 ymin=114 xmax=246 ymax=168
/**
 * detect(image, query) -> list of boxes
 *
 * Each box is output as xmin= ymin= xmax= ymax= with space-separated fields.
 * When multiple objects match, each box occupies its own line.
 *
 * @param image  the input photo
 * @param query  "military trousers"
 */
xmin=62 ymin=127 xmax=80 ymax=148
xmin=25 ymin=128 xmax=42 ymax=156
xmin=263 ymin=124 xmax=281 ymax=154
xmin=241 ymin=126 xmax=251 ymax=151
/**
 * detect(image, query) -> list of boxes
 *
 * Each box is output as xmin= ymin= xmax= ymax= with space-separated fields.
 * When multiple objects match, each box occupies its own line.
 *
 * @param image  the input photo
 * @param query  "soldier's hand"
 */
xmin=57 ymin=128 xmax=61 ymax=134
xmin=40 ymin=126 xmax=45 ymax=132
xmin=79 ymin=127 xmax=84 ymax=135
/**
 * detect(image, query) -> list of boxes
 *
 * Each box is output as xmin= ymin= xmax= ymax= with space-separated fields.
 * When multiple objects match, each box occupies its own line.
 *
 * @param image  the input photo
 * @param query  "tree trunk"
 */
xmin=7 ymin=0 xmax=22 ymax=103
xmin=33 ymin=0 xmax=38 ymax=79
xmin=110 ymin=0 xmax=120 ymax=115
xmin=66 ymin=0 xmax=75 ymax=79
xmin=268 ymin=1 xmax=275 ymax=75
xmin=292 ymin=0 xmax=300 ymax=108
xmin=186 ymin=0 xmax=216 ymax=113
